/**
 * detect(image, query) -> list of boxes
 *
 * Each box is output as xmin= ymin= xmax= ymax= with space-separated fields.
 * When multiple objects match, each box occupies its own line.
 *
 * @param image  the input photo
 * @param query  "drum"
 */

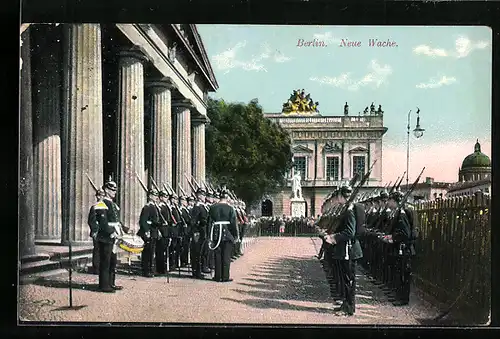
xmin=118 ymin=234 xmax=145 ymax=254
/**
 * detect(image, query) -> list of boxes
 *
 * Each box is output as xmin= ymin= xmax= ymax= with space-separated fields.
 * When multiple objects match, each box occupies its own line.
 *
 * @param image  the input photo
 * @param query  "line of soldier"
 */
xmin=87 ymin=175 xmax=250 ymax=293
xmin=314 ymin=164 xmax=423 ymax=316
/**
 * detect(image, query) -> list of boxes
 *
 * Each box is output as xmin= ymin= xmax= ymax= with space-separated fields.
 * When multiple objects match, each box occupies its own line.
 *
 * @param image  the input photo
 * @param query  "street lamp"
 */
xmin=407 ymin=108 xmax=425 ymax=188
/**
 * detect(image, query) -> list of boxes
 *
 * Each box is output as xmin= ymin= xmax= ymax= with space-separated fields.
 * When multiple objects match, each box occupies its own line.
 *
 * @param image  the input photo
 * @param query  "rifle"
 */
xmin=178 ymin=183 xmax=188 ymax=197
xmin=163 ymin=183 xmax=187 ymax=225
xmin=395 ymin=172 xmax=406 ymax=191
xmin=325 ymin=160 xmax=377 ymax=234
xmin=390 ymin=167 xmax=425 ymax=219
xmin=184 ymin=174 xmax=198 ymax=194
xmin=85 ymin=174 xmax=100 ymax=194
xmin=190 ymin=175 xmax=201 ymax=190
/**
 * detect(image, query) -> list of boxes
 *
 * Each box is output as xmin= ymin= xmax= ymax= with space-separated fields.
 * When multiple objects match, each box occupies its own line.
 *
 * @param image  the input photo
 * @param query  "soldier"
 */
xmin=87 ymin=187 xmax=105 ymax=275
xmin=168 ymin=192 xmax=182 ymax=271
xmin=387 ymin=191 xmax=417 ymax=306
xmin=137 ymin=189 xmax=161 ymax=277
xmin=326 ymin=185 xmax=363 ymax=316
xmin=96 ymin=180 xmax=124 ymax=293
xmin=208 ymin=187 xmax=239 ymax=282
xmin=178 ymin=195 xmax=191 ymax=268
xmin=156 ymin=190 xmax=171 ymax=275
xmin=189 ymin=187 xmax=209 ymax=279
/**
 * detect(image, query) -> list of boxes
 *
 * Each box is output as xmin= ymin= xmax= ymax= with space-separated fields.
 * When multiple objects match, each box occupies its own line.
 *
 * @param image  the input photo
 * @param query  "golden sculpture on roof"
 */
xmin=282 ymin=89 xmax=319 ymax=114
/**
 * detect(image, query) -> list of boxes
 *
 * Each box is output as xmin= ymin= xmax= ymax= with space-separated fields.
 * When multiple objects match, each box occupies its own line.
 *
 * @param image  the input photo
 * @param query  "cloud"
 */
xmin=309 ymin=60 xmax=392 ymax=91
xmin=413 ymin=35 xmax=489 ymax=58
xmin=382 ymin=139 xmax=491 ymax=184
xmin=416 ymin=74 xmax=457 ymax=89
xmin=312 ymin=31 xmax=340 ymax=45
xmin=211 ymin=41 xmax=291 ymax=74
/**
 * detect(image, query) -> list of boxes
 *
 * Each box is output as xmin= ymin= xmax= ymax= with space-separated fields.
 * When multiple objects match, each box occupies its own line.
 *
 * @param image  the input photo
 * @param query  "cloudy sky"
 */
xmin=197 ymin=25 xmax=492 ymax=183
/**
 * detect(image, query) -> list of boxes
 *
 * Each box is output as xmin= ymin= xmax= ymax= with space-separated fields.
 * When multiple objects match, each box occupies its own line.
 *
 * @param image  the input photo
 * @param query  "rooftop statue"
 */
xmin=282 ymin=89 xmax=319 ymax=114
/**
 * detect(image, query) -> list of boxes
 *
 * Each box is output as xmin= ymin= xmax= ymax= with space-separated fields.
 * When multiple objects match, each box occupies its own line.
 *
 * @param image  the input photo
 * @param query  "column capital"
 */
xmin=118 ymin=46 xmax=149 ymax=63
xmin=145 ymin=77 xmax=177 ymax=91
xmin=191 ymin=114 xmax=210 ymax=125
xmin=172 ymin=98 xmax=195 ymax=111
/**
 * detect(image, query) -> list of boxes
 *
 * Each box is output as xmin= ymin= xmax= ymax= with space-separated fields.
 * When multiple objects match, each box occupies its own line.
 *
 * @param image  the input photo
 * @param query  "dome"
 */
xmin=461 ymin=140 xmax=491 ymax=169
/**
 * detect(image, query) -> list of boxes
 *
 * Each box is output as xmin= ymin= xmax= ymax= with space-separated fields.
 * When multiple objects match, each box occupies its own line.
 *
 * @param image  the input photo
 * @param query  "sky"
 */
xmin=197 ymin=25 xmax=492 ymax=184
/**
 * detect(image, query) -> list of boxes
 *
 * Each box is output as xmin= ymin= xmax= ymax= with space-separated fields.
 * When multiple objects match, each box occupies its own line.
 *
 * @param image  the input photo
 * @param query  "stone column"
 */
xmin=116 ymin=48 xmax=148 ymax=234
xmin=146 ymin=78 xmax=176 ymax=188
xmin=172 ymin=99 xmax=194 ymax=194
xmin=19 ymin=27 xmax=36 ymax=256
xmin=62 ymin=24 xmax=104 ymax=244
xmin=191 ymin=115 xmax=208 ymax=187
xmin=32 ymin=26 xmax=63 ymax=243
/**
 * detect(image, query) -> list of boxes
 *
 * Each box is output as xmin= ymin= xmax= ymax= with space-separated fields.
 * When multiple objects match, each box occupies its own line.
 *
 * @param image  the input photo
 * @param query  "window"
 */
xmin=326 ymin=157 xmax=340 ymax=181
xmin=353 ymin=156 xmax=366 ymax=177
xmin=293 ymin=156 xmax=307 ymax=180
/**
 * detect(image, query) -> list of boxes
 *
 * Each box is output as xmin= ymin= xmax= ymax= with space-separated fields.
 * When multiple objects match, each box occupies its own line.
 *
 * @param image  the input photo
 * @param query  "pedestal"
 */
xmin=290 ymin=198 xmax=306 ymax=218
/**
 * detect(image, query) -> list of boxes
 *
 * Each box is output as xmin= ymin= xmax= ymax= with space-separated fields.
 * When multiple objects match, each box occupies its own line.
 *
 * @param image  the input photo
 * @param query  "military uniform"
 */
xmin=168 ymin=195 xmax=182 ymax=270
xmin=208 ymin=190 xmax=238 ymax=282
xmin=330 ymin=190 xmax=363 ymax=316
xmin=179 ymin=197 xmax=191 ymax=267
xmin=138 ymin=191 xmax=161 ymax=277
xmin=87 ymin=190 xmax=105 ymax=274
xmin=96 ymin=181 xmax=123 ymax=292
xmin=189 ymin=189 xmax=209 ymax=278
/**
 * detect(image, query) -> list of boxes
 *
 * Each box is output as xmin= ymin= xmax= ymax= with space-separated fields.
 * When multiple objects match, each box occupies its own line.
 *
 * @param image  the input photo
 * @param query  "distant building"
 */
xmin=447 ymin=140 xmax=491 ymax=197
xmin=402 ymin=177 xmax=451 ymax=202
xmin=254 ymin=91 xmax=387 ymax=217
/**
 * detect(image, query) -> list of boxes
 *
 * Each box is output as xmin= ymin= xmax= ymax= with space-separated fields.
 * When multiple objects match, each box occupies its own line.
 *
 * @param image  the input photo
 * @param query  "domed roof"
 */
xmin=461 ymin=140 xmax=491 ymax=169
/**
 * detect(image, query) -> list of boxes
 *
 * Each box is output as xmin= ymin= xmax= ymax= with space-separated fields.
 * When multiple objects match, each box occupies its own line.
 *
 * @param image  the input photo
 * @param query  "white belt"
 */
xmin=214 ymin=221 xmax=230 ymax=225
xmin=108 ymin=222 xmax=120 ymax=226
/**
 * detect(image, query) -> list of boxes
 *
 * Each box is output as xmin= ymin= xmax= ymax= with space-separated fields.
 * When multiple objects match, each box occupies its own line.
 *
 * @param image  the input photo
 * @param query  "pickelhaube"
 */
xmin=187 ymin=196 xmax=195 ymax=202
xmin=389 ymin=190 xmax=404 ymax=202
xmin=179 ymin=195 xmax=187 ymax=201
xmin=148 ymin=189 xmax=159 ymax=197
xmin=339 ymin=185 xmax=352 ymax=198
xmin=158 ymin=190 xmax=168 ymax=198
xmin=104 ymin=180 xmax=118 ymax=191
xmin=380 ymin=190 xmax=389 ymax=199
xmin=196 ymin=187 xmax=207 ymax=195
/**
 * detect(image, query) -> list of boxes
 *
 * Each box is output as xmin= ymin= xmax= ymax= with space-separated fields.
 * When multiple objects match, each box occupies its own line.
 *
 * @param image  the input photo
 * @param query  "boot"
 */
xmin=110 ymin=272 xmax=123 ymax=290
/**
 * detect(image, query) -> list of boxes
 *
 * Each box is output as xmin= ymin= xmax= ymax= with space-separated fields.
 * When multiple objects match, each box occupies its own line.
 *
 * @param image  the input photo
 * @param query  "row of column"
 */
xmin=19 ymin=24 xmax=208 ymax=255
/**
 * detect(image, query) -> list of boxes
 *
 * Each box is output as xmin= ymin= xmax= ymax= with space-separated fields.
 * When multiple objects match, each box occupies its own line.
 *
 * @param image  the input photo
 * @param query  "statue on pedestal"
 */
xmin=370 ymin=102 xmax=375 ymax=114
xmin=291 ymin=172 xmax=302 ymax=200
xmin=344 ymin=102 xmax=349 ymax=115
xmin=281 ymin=89 xmax=319 ymax=114
xmin=377 ymin=104 xmax=384 ymax=115
xmin=363 ymin=107 xmax=368 ymax=115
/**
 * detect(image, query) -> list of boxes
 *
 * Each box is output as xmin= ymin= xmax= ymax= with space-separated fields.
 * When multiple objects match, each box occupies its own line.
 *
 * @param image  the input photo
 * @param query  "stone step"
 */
xmin=50 ymin=247 xmax=93 ymax=261
xmin=20 ymin=260 xmax=61 ymax=276
xmin=59 ymin=254 xmax=93 ymax=270
xmin=21 ymin=253 xmax=51 ymax=265
xmin=19 ymin=268 xmax=68 ymax=285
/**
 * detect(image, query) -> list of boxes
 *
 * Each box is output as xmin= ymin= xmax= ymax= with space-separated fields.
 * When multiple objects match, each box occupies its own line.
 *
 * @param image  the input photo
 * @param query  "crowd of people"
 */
xmin=87 ymin=178 xmax=254 ymax=293
xmin=257 ymin=216 xmax=317 ymax=236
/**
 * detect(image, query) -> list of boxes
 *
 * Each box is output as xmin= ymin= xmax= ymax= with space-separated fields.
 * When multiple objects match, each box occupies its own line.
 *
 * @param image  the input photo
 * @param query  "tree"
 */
xmin=206 ymin=97 xmax=293 ymax=206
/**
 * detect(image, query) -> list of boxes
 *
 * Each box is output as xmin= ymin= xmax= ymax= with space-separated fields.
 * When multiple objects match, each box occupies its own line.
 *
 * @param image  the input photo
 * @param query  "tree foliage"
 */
xmin=206 ymin=97 xmax=293 ymax=206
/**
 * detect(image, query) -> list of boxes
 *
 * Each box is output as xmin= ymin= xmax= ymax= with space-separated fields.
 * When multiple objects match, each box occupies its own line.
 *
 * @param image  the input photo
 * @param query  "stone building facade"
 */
xmin=258 ymin=93 xmax=387 ymax=218
xmin=19 ymin=24 xmax=217 ymax=257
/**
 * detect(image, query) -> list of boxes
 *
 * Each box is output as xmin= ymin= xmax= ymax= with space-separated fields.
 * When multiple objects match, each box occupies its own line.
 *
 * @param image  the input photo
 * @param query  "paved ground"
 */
xmin=19 ymin=237 xmax=440 ymax=324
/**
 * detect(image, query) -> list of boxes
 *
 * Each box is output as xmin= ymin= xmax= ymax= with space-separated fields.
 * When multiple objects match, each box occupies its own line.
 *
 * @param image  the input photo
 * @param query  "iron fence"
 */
xmin=413 ymin=192 xmax=491 ymax=324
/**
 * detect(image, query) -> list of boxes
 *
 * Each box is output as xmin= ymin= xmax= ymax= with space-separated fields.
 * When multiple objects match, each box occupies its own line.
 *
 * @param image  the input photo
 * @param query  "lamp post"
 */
xmin=406 ymin=108 xmax=425 ymax=188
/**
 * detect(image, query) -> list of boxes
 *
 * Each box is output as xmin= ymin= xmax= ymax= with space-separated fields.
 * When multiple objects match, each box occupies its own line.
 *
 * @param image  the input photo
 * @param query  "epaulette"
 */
xmin=94 ymin=201 xmax=108 ymax=210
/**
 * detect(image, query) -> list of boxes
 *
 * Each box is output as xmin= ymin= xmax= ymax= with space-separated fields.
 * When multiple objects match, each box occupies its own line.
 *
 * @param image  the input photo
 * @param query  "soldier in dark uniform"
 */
xmin=208 ymin=188 xmax=239 ymax=282
xmin=189 ymin=187 xmax=209 ymax=279
xmin=178 ymin=195 xmax=191 ymax=267
xmin=155 ymin=190 xmax=171 ymax=275
xmin=387 ymin=191 xmax=417 ymax=306
xmin=200 ymin=190 xmax=212 ymax=274
xmin=168 ymin=192 xmax=182 ymax=271
xmin=159 ymin=190 xmax=175 ymax=272
xmin=137 ymin=189 xmax=160 ymax=277
xmin=96 ymin=180 xmax=124 ymax=292
xmin=327 ymin=185 xmax=363 ymax=316
xmin=87 ymin=187 xmax=105 ymax=274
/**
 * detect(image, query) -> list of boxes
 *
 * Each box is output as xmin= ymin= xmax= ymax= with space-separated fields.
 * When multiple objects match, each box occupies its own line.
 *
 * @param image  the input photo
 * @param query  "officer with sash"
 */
xmin=155 ymin=190 xmax=171 ymax=275
xmin=138 ymin=189 xmax=161 ymax=277
xmin=208 ymin=187 xmax=239 ymax=282
xmin=95 ymin=180 xmax=124 ymax=292
xmin=325 ymin=185 xmax=363 ymax=316
xmin=87 ymin=187 xmax=105 ymax=275
xmin=387 ymin=190 xmax=417 ymax=306
xmin=189 ymin=187 xmax=209 ymax=279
